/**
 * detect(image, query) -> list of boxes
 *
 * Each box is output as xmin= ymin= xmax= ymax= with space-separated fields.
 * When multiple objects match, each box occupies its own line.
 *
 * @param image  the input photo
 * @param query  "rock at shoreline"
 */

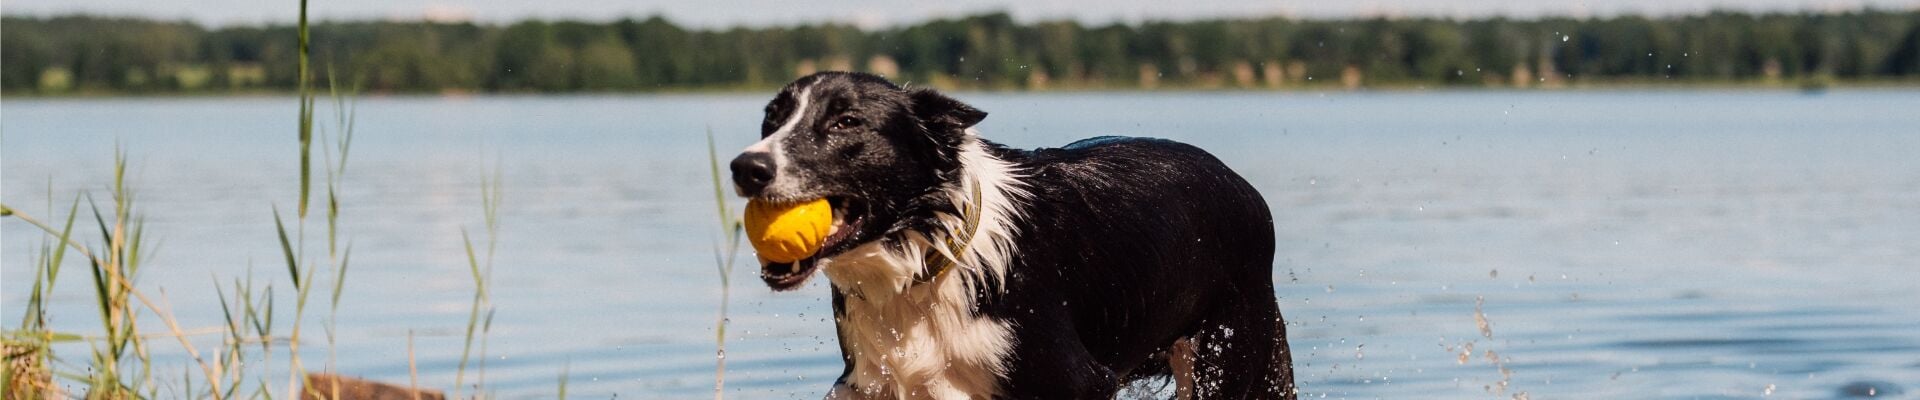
xmin=303 ymin=373 xmax=445 ymax=400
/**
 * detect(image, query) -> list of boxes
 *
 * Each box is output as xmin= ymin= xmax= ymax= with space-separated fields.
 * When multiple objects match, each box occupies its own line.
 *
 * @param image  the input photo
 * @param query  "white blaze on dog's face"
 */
xmin=730 ymin=72 xmax=988 ymax=290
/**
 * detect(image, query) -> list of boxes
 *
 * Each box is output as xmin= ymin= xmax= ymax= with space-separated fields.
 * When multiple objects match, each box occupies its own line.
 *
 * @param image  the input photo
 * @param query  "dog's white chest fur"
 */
xmin=825 ymin=244 xmax=1013 ymax=399
xmin=820 ymin=136 xmax=1028 ymax=399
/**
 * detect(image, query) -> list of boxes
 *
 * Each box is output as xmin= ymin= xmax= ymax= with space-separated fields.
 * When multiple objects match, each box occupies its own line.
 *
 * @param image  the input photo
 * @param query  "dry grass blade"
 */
xmin=408 ymin=330 xmax=421 ymax=400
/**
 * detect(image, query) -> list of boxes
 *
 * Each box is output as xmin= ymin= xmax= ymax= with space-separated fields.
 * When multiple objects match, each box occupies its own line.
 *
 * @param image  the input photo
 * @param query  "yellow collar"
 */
xmin=913 ymin=178 xmax=983 ymax=285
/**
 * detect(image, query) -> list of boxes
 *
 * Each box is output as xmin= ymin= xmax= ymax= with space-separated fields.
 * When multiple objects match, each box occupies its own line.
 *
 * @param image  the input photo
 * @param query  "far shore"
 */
xmin=7 ymin=78 xmax=1918 ymax=99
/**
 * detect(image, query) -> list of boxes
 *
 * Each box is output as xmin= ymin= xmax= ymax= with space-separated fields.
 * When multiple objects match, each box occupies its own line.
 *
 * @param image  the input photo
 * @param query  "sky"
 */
xmin=3 ymin=0 xmax=1916 ymax=28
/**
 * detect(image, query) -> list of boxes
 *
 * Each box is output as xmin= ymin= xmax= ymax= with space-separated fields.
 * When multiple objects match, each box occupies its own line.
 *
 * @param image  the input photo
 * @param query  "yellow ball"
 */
xmin=743 ymin=198 xmax=833 ymax=263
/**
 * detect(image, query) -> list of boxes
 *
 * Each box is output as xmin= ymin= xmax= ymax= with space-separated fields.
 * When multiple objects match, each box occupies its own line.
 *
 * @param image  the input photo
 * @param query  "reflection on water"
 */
xmin=4 ymin=91 xmax=1918 ymax=398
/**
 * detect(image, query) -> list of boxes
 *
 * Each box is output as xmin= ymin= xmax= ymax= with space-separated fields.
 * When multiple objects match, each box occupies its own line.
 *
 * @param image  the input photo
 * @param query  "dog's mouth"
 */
xmin=761 ymin=196 xmax=868 ymax=291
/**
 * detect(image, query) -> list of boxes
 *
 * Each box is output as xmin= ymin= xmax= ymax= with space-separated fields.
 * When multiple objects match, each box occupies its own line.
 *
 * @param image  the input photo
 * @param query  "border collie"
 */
xmin=732 ymin=72 xmax=1294 ymax=399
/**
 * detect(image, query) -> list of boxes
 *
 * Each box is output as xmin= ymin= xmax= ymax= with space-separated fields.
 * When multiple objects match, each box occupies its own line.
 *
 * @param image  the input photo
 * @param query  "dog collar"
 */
xmin=913 ymin=177 xmax=983 ymax=285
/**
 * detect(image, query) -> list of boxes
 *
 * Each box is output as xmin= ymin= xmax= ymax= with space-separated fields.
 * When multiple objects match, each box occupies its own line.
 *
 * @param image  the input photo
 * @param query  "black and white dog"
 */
xmin=732 ymin=72 xmax=1294 ymax=399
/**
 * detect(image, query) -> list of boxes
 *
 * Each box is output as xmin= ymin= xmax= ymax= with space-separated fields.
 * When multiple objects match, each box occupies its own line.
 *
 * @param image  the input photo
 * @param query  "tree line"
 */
xmin=4 ymin=10 xmax=1919 ymax=94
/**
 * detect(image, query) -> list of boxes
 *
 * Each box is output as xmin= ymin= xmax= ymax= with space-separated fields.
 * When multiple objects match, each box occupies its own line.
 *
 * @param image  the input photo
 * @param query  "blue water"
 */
xmin=4 ymin=90 xmax=1919 ymax=399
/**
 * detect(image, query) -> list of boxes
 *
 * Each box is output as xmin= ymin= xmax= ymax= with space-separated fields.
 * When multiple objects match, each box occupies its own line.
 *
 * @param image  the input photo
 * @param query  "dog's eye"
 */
xmin=832 ymin=116 xmax=863 ymax=131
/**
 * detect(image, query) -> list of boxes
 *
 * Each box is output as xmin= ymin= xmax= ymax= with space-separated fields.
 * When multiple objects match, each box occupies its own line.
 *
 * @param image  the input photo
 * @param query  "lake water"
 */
xmin=4 ymin=90 xmax=1919 ymax=399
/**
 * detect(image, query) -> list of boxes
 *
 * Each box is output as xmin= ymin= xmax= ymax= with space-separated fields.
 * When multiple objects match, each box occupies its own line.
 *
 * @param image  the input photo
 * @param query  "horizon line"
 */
xmin=4 ymin=3 xmax=1917 ymax=30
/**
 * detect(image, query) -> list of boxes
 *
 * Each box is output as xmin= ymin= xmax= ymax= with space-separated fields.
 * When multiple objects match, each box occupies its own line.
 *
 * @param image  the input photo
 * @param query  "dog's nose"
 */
xmin=731 ymin=152 xmax=777 ymax=196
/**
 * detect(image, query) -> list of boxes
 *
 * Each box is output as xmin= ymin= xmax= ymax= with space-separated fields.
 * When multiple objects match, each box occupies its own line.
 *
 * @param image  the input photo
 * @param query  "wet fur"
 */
xmin=735 ymin=72 xmax=1295 ymax=399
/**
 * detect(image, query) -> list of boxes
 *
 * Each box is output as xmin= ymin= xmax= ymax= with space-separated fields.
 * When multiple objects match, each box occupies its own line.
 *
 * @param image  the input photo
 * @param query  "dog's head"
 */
xmin=731 ymin=71 xmax=987 ymax=290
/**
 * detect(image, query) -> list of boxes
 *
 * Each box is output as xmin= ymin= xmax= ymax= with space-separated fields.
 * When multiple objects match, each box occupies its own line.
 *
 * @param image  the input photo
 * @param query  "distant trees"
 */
xmin=3 ymin=10 xmax=1918 ymax=94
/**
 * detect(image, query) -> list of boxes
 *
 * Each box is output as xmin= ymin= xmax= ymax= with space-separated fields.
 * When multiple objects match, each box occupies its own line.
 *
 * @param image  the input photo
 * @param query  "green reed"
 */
xmin=270 ymin=0 xmax=362 ymax=395
xmin=0 ymin=0 xmax=359 ymax=395
xmin=454 ymin=160 xmax=503 ymax=399
xmin=706 ymin=129 xmax=747 ymax=399
xmin=0 ymin=1 xmax=555 ymax=397
xmin=1 ymin=150 xmax=223 ymax=399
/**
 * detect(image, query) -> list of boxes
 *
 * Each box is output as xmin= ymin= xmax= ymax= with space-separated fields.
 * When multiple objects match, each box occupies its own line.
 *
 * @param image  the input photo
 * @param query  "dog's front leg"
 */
xmin=825 ymin=286 xmax=867 ymax=400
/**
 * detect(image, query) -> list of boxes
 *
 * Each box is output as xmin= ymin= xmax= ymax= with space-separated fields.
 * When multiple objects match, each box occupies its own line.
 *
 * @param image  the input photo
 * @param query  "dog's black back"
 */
xmin=979 ymin=137 xmax=1293 ymax=398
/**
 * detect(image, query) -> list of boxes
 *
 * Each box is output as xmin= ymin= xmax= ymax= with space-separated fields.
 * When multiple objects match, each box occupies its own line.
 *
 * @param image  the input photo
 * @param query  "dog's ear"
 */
xmin=910 ymin=88 xmax=987 ymax=132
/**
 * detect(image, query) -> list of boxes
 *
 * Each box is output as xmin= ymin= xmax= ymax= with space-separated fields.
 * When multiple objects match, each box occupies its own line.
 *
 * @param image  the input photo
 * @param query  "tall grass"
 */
xmin=0 ymin=0 xmax=359 ymax=396
xmin=454 ymin=161 xmax=503 ymax=399
xmin=270 ymin=0 xmax=362 ymax=395
xmin=2 ymin=185 xmax=79 ymax=397
xmin=706 ymin=129 xmax=746 ymax=399
xmin=0 ymin=96 xmax=382 ymax=396
xmin=0 ymin=2 xmax=546 ymax=398
xmin=1 ymin=150 xmax=229 ymax=399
